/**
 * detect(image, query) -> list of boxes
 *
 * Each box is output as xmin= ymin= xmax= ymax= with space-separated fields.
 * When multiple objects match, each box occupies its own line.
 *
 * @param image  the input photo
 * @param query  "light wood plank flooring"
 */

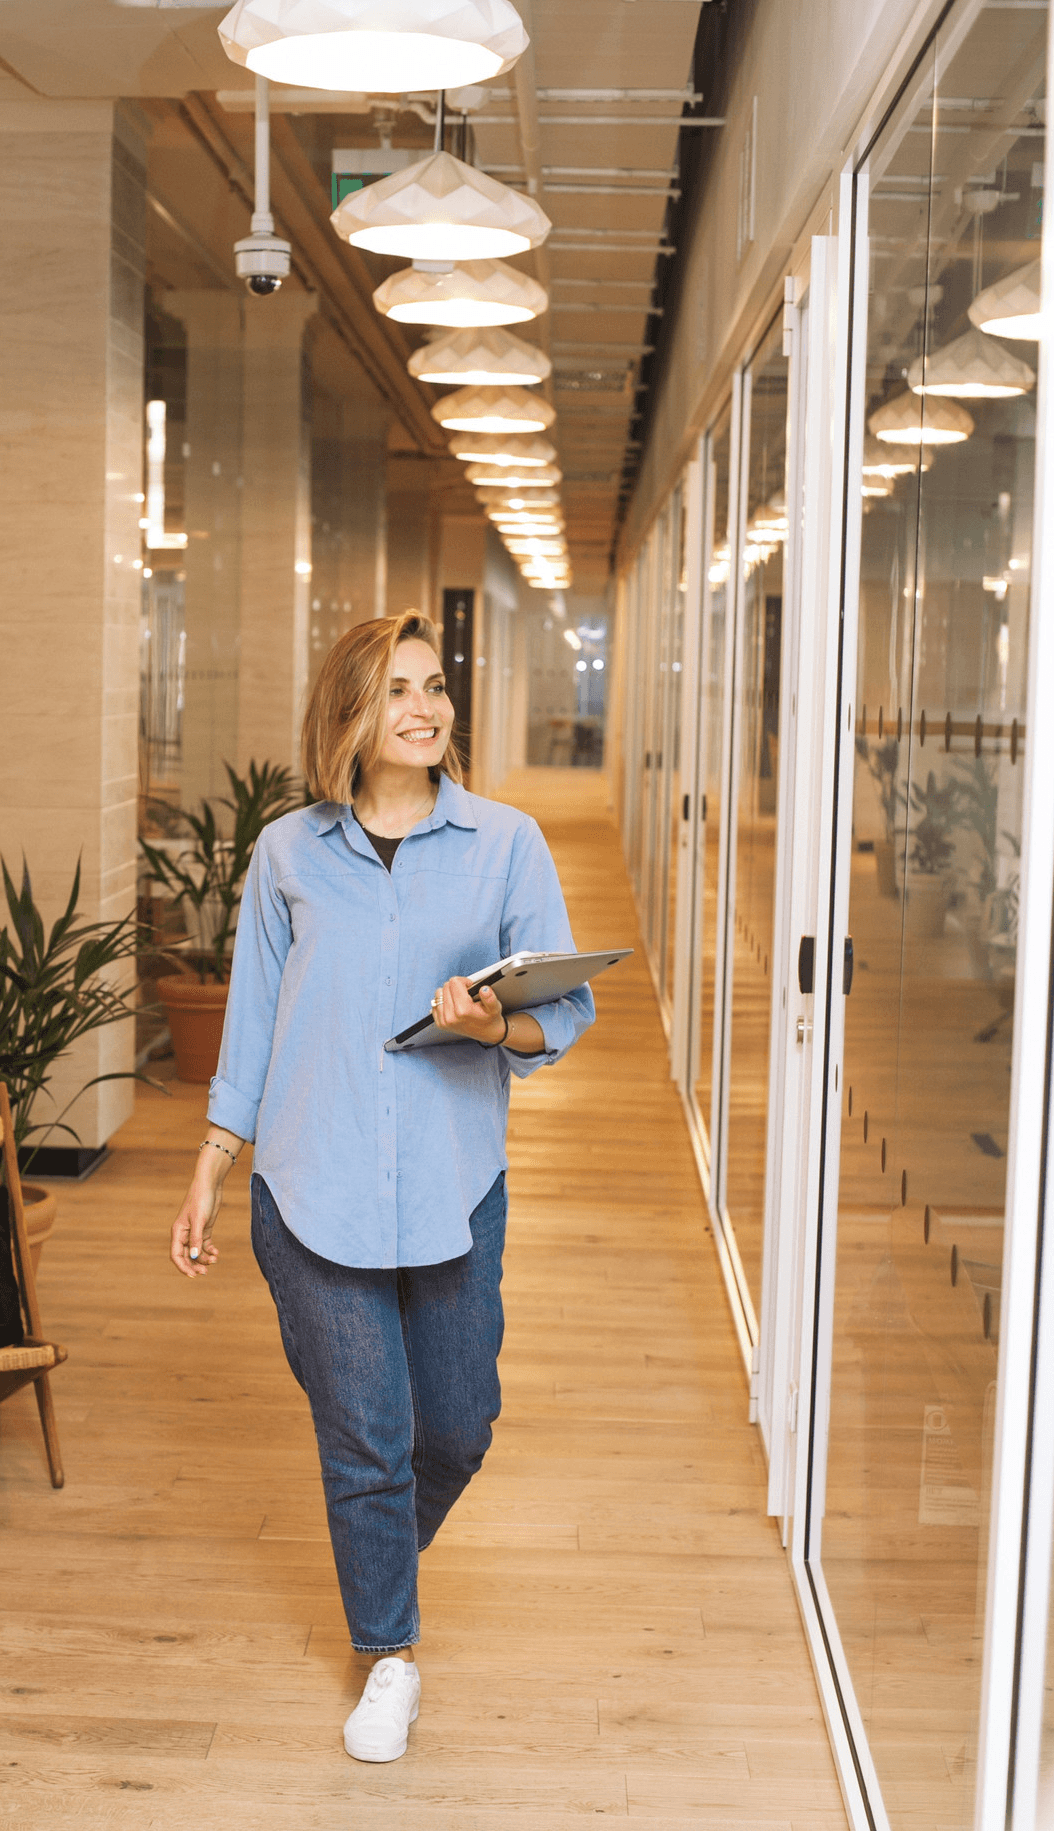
xmin=0 ymin=768 xmax=845 ymax=1829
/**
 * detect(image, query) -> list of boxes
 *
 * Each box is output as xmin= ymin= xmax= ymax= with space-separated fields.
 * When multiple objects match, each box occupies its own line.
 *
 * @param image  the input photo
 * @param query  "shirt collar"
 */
xmin=304 ymin=772 xmax=478 ymax=842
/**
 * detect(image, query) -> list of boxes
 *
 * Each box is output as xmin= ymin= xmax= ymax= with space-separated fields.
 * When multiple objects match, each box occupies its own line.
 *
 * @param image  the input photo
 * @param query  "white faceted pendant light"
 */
xmin=332 ymin=151 xmax=551 ymax=262
xmin=435 ymin=385 xmax=555 ymax=434
xmin=448 ymin=431 xmax=556 ymax=465
xmin=374 ymin=259 xmax=548 ymax=328
xmin=907 ymin=328 xmax=1035 ymax=399
xmin=409 ymin=326 xmax=551 ymax=387
xmin=862 ymin=434 xmax=930 ymax=478
xmin=468 ymin=461 xmax=562 ymax=486
xmin=969 ymin=259 xmax=1043 ymax=340
xmin=868 ymin=391 xmax=974 ymax=446
xmin=477 ymin=487 xmax=561 ymax=508
xmin=218 ymin=0 xmax=528 ymax=92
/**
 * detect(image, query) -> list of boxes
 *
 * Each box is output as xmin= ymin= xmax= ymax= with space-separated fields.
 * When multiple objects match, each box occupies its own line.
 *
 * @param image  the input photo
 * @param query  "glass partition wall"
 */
xmin=809 ymin=5 xmax=1047 ymax=1827
xmin=622 ymin=485 xmax=687 ymax=1027
xmin=720 ymin=323 xmax=790 ymax=1314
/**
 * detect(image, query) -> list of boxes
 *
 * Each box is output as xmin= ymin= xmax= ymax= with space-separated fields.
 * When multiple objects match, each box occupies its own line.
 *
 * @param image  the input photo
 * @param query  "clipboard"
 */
xmin=383 ymin=948 xmax=632 ymax=1052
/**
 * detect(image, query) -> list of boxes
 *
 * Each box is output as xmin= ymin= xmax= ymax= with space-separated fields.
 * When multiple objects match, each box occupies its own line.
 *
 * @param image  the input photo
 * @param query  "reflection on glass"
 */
xmin=663 ymin=488 xmax=687 ymax=1009
xmin=820 ymin=8 xmax=1045 ymax=1824
xmin=693 ymin=411 xmax=732 ymax=1145
xmin=723 ymin=320 xmax=788 ymax=1303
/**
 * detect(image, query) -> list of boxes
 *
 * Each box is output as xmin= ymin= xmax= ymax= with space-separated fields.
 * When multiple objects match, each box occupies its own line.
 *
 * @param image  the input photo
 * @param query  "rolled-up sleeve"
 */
xmin=207 ymin=838 xmax=292 ymax=1140
xmin=498 ymin=816 xmax=595 ymax=1079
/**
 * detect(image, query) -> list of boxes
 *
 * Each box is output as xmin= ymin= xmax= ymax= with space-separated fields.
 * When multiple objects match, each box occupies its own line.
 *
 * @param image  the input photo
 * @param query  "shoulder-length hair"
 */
xmin=301 ymin=612 xmax=463 ymax=804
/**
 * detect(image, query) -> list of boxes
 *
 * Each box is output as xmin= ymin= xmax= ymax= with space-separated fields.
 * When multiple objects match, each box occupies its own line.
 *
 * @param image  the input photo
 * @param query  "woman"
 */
xmin=169 ymin=611 xmax=594 ymax=1764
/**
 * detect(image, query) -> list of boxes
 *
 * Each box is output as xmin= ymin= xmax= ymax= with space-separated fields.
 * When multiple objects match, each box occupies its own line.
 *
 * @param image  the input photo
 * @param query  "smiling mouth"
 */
xmin=399 ymin=728 xmax=438 ymax=745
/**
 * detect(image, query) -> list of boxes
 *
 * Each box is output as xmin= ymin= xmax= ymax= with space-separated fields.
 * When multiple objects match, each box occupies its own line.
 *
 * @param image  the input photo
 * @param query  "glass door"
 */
xmin=689 ymin=406 xmax=735 ymax=1158
xmin=810 ymin=6 xmax=1047 ymax=1824
xmin=718 ymin=319 xmax=791 ymax=1319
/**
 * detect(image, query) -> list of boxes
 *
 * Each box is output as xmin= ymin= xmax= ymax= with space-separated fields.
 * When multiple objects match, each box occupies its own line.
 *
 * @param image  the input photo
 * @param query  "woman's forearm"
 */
xmin=502 ymin=1011 xmax=545 ymax=1055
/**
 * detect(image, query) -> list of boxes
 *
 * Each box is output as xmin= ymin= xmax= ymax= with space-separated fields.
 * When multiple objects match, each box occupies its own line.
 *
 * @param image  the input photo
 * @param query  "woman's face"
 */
xmin=377 ymin=637 xmax=455 ymax=773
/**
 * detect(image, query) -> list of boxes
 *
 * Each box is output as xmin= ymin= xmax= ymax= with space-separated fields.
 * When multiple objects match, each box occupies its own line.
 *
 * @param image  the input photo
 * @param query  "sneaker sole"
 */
xmin=344 ymin=1702 xmax=419 ymax=1763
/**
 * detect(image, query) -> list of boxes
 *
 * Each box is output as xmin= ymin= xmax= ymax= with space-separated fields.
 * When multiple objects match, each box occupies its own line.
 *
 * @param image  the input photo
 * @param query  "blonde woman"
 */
xmin=169 ymin=612 xmax=594 ymax=1764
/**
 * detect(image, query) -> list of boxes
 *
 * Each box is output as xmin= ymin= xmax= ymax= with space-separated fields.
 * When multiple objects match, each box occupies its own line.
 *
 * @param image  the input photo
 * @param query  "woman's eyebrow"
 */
xmin=390 ymin=672 xmax=445 ymax=686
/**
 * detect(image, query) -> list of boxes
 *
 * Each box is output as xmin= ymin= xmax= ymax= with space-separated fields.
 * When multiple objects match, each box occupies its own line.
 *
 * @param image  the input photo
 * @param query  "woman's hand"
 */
xmin=431 ymin=977 xmax=506 ymax=1045
xmin=170 ymin=1130 xmax=243 ymax=1278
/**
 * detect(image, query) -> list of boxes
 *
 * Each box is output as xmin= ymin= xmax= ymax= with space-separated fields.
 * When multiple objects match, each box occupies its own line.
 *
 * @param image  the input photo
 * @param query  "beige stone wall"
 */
xmin=0 ymin=100 xmax=147 ymax=1149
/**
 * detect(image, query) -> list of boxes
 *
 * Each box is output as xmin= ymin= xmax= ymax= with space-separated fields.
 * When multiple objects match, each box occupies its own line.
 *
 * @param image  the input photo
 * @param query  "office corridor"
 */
xmin=0 ymin=771 xmax=844 ymax=1829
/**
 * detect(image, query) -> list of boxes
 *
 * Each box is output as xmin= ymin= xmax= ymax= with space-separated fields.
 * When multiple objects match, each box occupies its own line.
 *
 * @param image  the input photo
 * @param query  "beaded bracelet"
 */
xmin=199 ymin=1138 xmax=238 ymax=1165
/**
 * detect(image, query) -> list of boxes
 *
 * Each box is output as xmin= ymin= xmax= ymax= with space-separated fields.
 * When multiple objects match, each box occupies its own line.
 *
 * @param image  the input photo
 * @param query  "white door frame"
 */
xmin=671 ymin=445 xmax=706 ymax=1095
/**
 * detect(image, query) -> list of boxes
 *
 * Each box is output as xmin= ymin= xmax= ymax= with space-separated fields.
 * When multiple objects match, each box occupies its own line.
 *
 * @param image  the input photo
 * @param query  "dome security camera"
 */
xmin=234 ymin=227 xmax=291 ymax=295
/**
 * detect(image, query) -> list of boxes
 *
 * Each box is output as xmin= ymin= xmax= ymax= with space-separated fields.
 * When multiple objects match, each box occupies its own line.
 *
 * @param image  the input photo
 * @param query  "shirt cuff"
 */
xmin=207 ymin=1076 xmax=260 ymax=1143
xmin=501 ymin=1001 xmax=573 ymax=1078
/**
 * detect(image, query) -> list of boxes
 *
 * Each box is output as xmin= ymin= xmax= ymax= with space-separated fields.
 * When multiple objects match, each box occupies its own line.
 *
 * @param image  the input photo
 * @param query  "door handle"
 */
xmin=843 ymin=936 xmax=854 ymax=996
xmin=797 ymin=936 xmax=815 ymax=995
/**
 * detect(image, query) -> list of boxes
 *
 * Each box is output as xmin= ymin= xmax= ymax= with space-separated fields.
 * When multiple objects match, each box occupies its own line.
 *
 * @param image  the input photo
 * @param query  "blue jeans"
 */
xmin=250 ymin=1170 xmax=507 ymax=1652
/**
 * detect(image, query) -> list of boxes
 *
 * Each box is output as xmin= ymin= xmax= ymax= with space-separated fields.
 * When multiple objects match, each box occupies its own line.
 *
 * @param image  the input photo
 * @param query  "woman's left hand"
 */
xmin=431 ymin=977 xmax=506 ymax=1044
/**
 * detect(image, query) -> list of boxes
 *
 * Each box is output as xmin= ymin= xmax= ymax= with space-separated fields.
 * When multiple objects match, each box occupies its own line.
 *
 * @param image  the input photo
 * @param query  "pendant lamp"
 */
xmin=450 ymin=431 xmax=556 ymax=466
xmin=468 ymin=462 xmax=562 ymax=487
xmin=437 ymin=387 xmax=555 ymax=434
xmin=490 ymin=511 xmax=564 ymax=529
xmin=868 ymin=391 xmax=974 ymax=446
xmin=332 ymin=151 xmax=550 ymax=262
xmin=969 ymin=259 xmax=1043 ymax=340
xmin=374 ymin=259 xmax=548 ymax=328
xmin=409 ymin=326 xmax=551 ymax=387
xmin=478 ymin=488 xmax=561 ymax=509
xmin=505 ymin=540 xmax=568 ymax=558
xmin=218 ymin=0 xmax=528 ymax=92
xmin=492 ymin=514 xmax=565 ymax=532
xmin=907 ymin=328 xmax=1035 ymax=399
xmin=862 ymin=435 xmax=930 ymax=479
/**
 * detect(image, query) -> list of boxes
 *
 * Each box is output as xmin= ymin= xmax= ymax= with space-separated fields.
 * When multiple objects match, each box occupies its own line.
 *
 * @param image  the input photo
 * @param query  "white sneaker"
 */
xmin=343 ymin=1657 xmax=421 ymax=1763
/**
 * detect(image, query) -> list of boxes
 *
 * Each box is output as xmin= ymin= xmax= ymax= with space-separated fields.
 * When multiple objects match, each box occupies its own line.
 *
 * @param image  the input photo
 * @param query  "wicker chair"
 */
xmin=0 ymin=1081 xmax=66 ymax=1487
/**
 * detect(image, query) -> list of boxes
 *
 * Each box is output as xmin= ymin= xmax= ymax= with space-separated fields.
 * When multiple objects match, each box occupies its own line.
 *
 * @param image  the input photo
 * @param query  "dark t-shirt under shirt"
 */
xmin=360 ymin=826 xmax=401 ymax=871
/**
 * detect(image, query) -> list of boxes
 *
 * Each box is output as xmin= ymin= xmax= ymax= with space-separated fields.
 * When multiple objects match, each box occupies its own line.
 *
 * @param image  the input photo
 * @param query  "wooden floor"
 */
xmin=0 ymin=769 xmax=846 ymax=1830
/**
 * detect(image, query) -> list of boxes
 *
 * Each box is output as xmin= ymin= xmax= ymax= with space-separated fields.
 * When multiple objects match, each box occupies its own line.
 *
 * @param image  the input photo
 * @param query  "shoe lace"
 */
xmin=364 ymin=1660 xmax=403 ymax=1702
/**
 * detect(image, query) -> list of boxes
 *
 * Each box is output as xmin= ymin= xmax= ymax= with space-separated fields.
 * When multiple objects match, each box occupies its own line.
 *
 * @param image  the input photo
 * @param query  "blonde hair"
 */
xmin=301 ymin=612 xmax=463 ymax=803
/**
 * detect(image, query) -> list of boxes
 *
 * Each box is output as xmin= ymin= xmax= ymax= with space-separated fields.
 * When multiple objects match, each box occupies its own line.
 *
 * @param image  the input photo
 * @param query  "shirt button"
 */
xmin=385 ymin=976 xmax=392 ymax=985
xmin=389 ymin=914 xmax=396 ymax=924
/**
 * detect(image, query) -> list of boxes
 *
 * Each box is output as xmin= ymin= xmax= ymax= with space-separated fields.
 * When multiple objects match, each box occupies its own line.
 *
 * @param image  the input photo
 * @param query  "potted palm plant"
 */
xmin=140 ymin=760 xmax=301 ymax=1083
xmin=0 ymin=856 xmax=146 ymax=1342
xmin=856 ymin=735 xmax=901 ymax=895
xmin=904 ymin=768 xmax=960 ymax=938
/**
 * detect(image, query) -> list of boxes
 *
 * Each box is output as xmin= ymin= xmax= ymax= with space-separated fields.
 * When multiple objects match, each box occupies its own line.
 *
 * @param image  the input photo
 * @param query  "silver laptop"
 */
xmin=384 ymin=948 xmax=632 ymax=1051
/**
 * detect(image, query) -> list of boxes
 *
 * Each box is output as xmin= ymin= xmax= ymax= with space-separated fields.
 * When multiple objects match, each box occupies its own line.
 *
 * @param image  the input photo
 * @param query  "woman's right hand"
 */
xmin=171 ymin=1182 xmax=222 ymax=1278
xmin=170 ymin=1130 xmax=243 ymax=1278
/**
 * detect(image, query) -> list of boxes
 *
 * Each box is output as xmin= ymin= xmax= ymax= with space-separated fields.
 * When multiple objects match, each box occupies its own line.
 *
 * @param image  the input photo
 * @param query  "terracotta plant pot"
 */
xmin=874 ymin=839 xmax=898 ymax=898
xmin=905 ymin=875 xmax=948 ymax=940
xmin=157 ymin=975 xmax=229 ymax=1084
xmin=21 ymin=1185 xmax=58 ymax=1277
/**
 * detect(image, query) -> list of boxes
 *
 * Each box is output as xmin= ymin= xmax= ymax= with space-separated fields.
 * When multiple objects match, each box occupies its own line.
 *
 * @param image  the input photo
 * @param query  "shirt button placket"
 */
xmin=380 ymin=882 xmax=400 ymax=1261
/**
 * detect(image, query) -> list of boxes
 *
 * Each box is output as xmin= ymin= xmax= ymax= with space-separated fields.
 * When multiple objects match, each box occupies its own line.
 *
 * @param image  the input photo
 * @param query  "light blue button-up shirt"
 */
xmin=207 ymin=776 xmax=594 ymax=1268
